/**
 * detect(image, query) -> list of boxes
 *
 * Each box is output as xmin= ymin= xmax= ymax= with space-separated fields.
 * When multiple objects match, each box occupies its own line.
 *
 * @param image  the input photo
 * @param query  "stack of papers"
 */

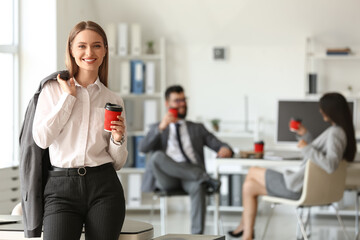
xmin=263 ymin=150 xmax=302 ymax=161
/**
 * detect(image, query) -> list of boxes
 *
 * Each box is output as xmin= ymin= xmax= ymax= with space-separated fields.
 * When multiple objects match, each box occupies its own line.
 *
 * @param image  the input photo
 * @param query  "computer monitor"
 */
xmin=276 ymin=99 xmax=356 ymax=143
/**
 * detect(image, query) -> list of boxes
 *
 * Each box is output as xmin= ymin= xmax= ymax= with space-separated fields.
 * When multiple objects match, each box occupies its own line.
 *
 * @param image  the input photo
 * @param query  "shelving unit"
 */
xmin=109 ymin=38 xmax=166 ymax=211
xmin=305 ymin=37 xmax=360 ymax=97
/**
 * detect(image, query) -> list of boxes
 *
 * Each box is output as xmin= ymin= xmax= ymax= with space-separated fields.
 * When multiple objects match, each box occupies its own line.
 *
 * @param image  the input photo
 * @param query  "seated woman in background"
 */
xmin=228 ymin=92 xmax=357 ymax=240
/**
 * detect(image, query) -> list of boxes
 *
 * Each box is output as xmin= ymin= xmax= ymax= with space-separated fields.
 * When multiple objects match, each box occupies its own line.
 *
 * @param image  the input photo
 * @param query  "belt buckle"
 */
xmin=77 ymin=167 xmax=87 ymax=176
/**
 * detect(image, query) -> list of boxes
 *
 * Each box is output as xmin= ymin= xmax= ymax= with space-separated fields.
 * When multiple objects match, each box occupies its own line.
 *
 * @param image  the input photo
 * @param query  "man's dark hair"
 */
xmin=165 ymin=85 xmax=184 ymax=100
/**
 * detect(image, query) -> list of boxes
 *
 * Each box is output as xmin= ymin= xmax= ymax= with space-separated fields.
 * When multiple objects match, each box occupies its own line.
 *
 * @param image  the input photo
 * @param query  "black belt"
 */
xmin=48 ymin=163 xmax=112 ymax=177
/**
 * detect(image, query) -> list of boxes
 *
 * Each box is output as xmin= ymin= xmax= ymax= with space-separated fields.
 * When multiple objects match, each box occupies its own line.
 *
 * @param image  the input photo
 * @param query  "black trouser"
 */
xmin=43 ymin=163 xmax=126 ymax=240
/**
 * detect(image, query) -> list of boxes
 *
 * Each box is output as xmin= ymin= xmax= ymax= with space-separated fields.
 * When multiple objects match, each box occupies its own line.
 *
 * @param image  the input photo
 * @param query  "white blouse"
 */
xmin=32 ymin=77 xmax=128 ymax=170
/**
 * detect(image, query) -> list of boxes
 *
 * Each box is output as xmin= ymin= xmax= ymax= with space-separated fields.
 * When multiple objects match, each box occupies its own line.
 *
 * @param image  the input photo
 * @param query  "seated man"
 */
xmin=140 ymin=85 xmax=233 ymax=234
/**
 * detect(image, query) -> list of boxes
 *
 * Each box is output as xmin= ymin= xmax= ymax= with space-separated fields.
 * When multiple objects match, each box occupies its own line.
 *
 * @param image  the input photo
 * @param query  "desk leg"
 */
xmin=214 ymin=193 xmax=219 ymax=235
xmin=213 ymin=165 xmax=219 ymax=235
xmin=356 ymin=191 xmax=360 ymax=240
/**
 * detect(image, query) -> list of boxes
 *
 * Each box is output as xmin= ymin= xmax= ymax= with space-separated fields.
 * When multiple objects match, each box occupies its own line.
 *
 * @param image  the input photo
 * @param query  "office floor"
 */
xmin=125 ymin=205 xmax=358 ymax=239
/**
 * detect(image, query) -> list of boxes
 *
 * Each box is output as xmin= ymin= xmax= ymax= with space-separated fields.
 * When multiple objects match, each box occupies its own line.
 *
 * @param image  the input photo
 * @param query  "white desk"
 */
xmin=212 ymin=158 xmax=360 ymax=235
xmin=0 ymin=216 xmax=154 ymax=240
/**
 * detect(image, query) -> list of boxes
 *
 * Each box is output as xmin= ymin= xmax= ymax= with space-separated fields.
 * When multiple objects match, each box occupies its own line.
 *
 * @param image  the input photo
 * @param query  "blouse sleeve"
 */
xmin=301 ymin=127 xmax=346 ymax=173
xmin=32 ymin=81 xmax=76 ymax=149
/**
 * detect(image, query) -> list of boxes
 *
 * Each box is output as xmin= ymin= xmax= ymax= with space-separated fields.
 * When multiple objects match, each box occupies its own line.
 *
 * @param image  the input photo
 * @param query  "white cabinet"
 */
xmin=0 ymin=166 xmax=20 ymax=214
xmin=109 ymin=38 xmax=166 ymax=211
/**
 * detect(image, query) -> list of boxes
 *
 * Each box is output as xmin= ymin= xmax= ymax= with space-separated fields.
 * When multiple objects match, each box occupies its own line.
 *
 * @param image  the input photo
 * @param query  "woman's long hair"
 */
xmin=65 ymin=21 xmax=108 ymax=87
xmin=320 ymin=92 xmax=356 ymax=161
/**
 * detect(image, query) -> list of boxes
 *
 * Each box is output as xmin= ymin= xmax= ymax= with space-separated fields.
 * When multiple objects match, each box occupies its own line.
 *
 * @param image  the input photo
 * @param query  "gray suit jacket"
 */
xmin=139 ymin=121 xmax=233 ymax=192
xmin=19 ymin=71 xmax=69 ymax=238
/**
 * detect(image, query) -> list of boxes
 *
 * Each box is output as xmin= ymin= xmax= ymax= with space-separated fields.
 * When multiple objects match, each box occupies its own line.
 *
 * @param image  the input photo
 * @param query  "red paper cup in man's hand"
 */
xmin=168 ymin=108 xmax=178 ymax=118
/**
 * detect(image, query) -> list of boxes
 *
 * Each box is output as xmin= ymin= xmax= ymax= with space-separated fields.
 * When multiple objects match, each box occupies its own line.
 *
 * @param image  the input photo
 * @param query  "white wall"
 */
xmin=88 ymin=0 xmax=360 ymax=146
xmin=20 ymin=0 xmax=57 ymax=118
xmin=22 ymin=0 xmax=360 ymax=147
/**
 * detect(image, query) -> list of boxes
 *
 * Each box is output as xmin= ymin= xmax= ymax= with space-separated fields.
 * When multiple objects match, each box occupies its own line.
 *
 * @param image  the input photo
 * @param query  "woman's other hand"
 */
xmin=57 ymin=74 xmax=76 ymax=97
xmin=297 ymin=139 xmax=308 ymax=149
xmin=296 ymin=124 xmax=307 ymax=136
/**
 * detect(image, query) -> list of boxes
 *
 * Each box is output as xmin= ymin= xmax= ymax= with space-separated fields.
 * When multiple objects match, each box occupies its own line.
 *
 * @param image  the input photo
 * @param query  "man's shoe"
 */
xmin=206 ymin=178 xmax=221 ymax=193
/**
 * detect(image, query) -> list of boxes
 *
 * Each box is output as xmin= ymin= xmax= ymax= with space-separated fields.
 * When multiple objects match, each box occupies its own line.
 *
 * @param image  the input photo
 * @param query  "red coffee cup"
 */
xmin=289 ymin=118 xmax=302 ymax=132
xmin=168 ymin=108 xmax=178 ymax=118
xmin=254 ymin=141 xmax=264 ymax=153
xmin=104 ymin=103 xmax=123 ymax=132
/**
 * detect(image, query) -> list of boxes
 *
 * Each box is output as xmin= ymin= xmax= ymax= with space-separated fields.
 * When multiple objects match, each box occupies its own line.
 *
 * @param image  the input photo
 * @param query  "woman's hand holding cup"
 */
xmin=110 ymin=116 xmax=125 ymax=142
xmin=289 ymin=117 xmax=307 ymax=136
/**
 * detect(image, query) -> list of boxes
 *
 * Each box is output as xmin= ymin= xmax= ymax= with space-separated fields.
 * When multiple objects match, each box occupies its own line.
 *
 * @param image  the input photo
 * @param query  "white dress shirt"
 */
xmin=32 ymin=77 xmax=128 ymax=170
xmin=166 ymin=120 xmax=197 ymax=163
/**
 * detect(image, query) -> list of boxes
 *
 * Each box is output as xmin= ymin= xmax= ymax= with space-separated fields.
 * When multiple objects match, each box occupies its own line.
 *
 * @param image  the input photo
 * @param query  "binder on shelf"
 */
xmin=118 ymin=23 xmax=128 ymax=56
xmin=143 ymin=100 xmax=158 ymax=133
xmin=127 ymin=173 xmax=142 ymax=206
xmin=120 ymin=61 xmax=130 ymax=94
xmin=220 ymin=174 xmax=231 ymax=206
xmin=124 ymin=136 xmax=134 ymax=168
xmin=107 ymin=57 xmax=119 ymax=92
xmin=134 ymin=136 xmax=146 ymax=168
xmin=131 ymin=23 xmax=142 ymax=56
xmin=130 ymin=60 xmax=144 ymax=94
xmin=231 ymin=174 xmax=243 ymax=206
xmin=105 ymin=23 xmax=116 ymax=55
xmin=145 ymin=61 xmax=155 ymax=94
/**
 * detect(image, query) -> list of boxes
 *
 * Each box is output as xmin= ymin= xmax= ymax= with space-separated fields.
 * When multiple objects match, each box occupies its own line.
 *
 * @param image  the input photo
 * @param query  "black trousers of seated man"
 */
xmin=148 ymin=150 xmax=211 ymax=234
xmin=42 ymin=163 xmax=126 ymax=240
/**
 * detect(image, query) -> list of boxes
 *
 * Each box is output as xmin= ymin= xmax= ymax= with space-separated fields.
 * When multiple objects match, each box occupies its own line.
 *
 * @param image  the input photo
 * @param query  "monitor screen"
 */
xmin=276 ymin=99 xmax=355 ymax=143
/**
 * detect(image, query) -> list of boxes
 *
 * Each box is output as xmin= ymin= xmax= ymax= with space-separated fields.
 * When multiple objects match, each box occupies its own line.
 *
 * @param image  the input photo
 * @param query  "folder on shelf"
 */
xmin=107 ymin=57 xmax=119 ymax=91
xmin=131 ymin=60 xmax=144 ymax=94
xmin=105 ymin=23 xmax=117 ymax=55
xmin=220 ymin=174 xmax=231 ymax=206
xmin=145 ymin=61 xmax=155 ymax=94
xmin=118 ymin=23 xmax=128 ymax=56
xmin=131 ymin=23 xmax=142 ymax=56
xmin=143 ymin=100 xmax=158 ymax=133
xmin=120 ymin=61 xmax=130 ymax=94
xmin=134 ymin=136 xmax=146 ymax=168
xmin=127 ymin=173 xmax=142 ymax=206
xmin=231 ymin=174 xmax=243 ymax=206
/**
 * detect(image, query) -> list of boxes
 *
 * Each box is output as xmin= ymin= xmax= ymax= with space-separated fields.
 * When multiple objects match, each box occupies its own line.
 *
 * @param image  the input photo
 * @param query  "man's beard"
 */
xmin=177 ymin=106 xmax=187 ymax=119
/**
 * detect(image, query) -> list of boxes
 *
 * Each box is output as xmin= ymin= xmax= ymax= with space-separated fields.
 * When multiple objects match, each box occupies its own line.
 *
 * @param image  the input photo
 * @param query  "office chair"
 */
xmin=261 ymin=160 xmax=349 ymax=240
xmin=345 ymin=163 xmax=360 ymax=240
xmin=150 ymin=188 xmax=188 ymax=235
xmin=11 ymin=202 xmax=22 ymax=216
xmin=150 ymin=188 xmax=218 ymax=235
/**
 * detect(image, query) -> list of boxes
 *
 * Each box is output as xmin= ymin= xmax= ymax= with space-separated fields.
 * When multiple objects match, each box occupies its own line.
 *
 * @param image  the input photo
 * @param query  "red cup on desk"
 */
xmin=104 ymin=102 xmax=123 ymax=132
xmin=289 ymin=118 xmax=302 ymax=132
xmin=254 ymin=141 xmax=264 ymax=153
xmin=168 ymin=108 xmax=178 ymax=118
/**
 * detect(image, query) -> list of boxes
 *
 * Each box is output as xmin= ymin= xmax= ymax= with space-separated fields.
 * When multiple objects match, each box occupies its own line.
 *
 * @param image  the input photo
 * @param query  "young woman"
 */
xmin=228 ymin=92 xmax=356 ymax=240
xmin=32 ymin=21 xmax=127 ymax=240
